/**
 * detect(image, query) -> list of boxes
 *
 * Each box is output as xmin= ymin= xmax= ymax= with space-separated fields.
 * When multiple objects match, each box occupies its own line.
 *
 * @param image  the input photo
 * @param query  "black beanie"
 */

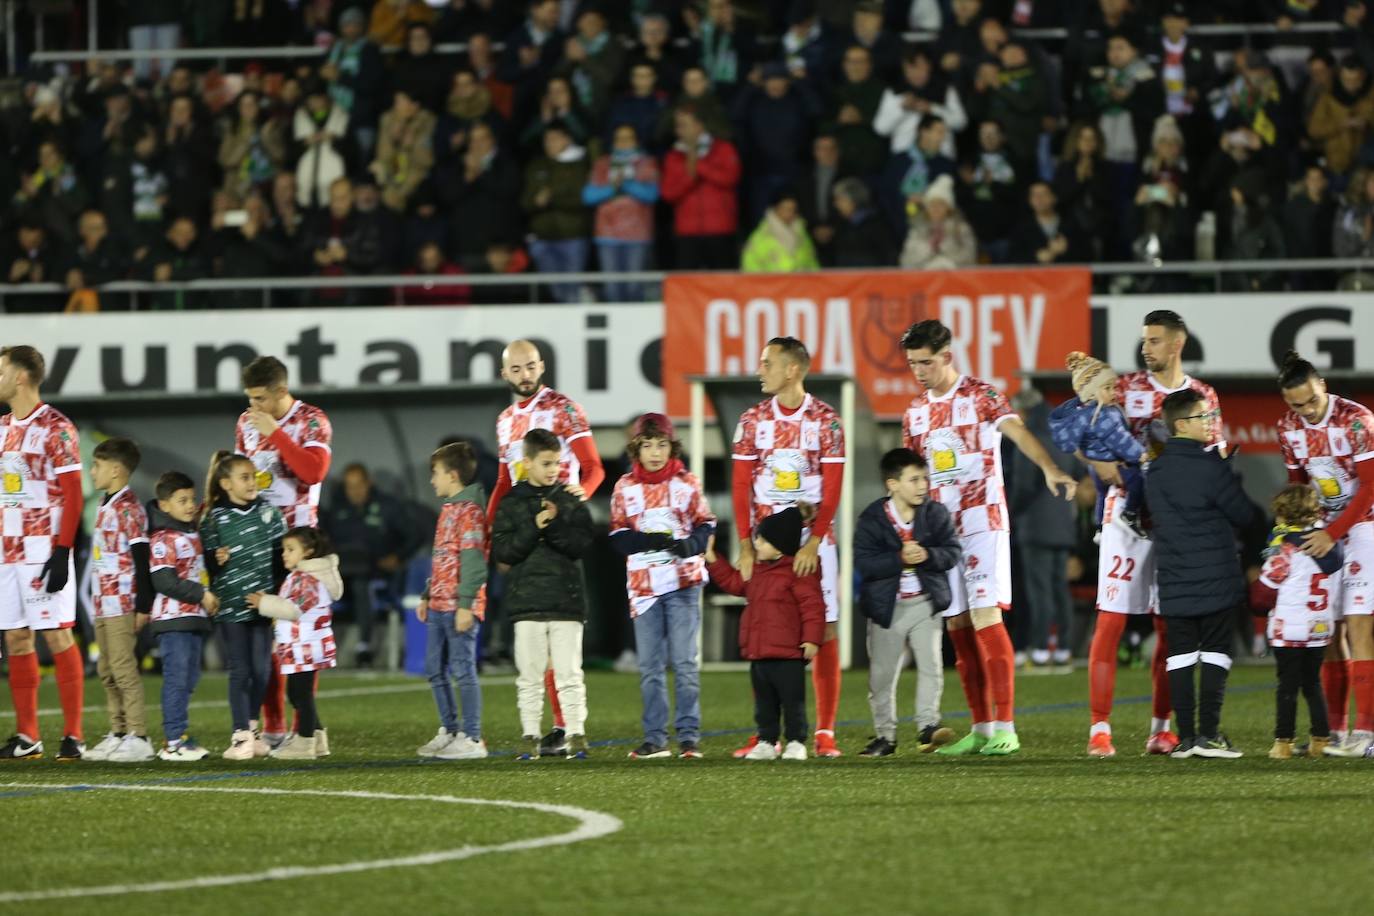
xmin=756 ymin=507 xmax=804 ymax=556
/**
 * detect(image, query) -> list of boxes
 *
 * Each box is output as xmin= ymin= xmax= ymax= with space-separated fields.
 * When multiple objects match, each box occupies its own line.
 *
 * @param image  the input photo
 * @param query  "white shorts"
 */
xmin=1096 ymin=490 xmax=1158 ymax=616
xmin=942 ymin=529 xmax=1011 ymax=618
xmin=0 ymin=559 xmax=77 ymax=631
xmin=1338 ymin=523 xmax=1374 ymax=619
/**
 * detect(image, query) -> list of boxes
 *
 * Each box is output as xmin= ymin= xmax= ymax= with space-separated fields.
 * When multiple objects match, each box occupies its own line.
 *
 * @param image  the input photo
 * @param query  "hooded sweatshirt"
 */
xmin=259 ymin=554 xmax=343 ymax=675
xmin=147 ymin=501 xmax=213 ymax=635
xmin=424 ymin=482 xmax=489 ymax=615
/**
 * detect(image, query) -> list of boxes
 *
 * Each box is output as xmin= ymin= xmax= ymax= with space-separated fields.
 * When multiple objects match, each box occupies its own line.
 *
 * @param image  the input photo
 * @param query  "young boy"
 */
xmin=84 ymin=437 xmax=154 ymax=763
xmin=1145 ymin=389 xmax=1255 ymax=759
xmin=148 ymin=471 xmax=218 ymax=761
xmin=492 ymin=428 xmax=595 ymax=760
xmin=416 ymin=441 xmax=489 ymax=761
xmin=854 ymin=448 xmax=962 ymax=757
xmin=706 ymin=505 xmax=826 ymax=761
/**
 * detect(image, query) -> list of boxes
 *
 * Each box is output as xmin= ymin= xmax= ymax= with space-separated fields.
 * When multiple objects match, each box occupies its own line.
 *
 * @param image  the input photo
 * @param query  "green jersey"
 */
xmin=200 ymin=498 xmax=286 ymax=623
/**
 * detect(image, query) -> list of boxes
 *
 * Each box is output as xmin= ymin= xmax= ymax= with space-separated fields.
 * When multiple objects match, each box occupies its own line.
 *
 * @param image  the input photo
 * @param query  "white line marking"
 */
xmin=0 ymin=783 xmax=623 ymax=901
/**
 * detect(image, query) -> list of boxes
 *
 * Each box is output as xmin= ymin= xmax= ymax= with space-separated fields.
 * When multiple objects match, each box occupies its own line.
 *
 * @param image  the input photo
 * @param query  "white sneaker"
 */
xmin=84 ymin=733 xmax=124 ymax=762
xmin=1323 ymin=731 xmax=1373 ymax=758
xmin=270 ymin=733 xmax=318 ymax=760
xmin=315 ymin=728 xmax=330 ymax=758
xmin=744 ymin=739 xmax=779 ymax=761
xmin=108 ymin=734 xmax=156 ymax=763
xmin=158 ymin=737 xmax=210 ymax=761
xmin=222 ymin=729 xmax=255 ymax=761
xmin=781 ymin=740 xmax=808 ymax=761
xmin=251 ymin=732 xmax=272 ymax=758
xmin=435 ymin=735 xmax=489 ymax=760
xmin=417 ymin=728 xmax=459 ymax=757
xmin=612 ymin=648 xmax=639 ymax=673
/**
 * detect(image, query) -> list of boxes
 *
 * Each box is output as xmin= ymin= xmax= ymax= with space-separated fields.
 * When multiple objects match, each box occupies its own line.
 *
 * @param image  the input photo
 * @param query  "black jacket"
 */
xmin=1145 ymin=438 xmax=1256 ymax=618
xmin=491 ymin=481 xmax=594 ymax=621
xmin=854 ymin=497 xmax=960 ymax=624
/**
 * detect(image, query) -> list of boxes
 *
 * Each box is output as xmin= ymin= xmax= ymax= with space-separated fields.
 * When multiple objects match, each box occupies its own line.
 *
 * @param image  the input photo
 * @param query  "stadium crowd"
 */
xmin=5 ymin=0 xmax=1374 ymax=309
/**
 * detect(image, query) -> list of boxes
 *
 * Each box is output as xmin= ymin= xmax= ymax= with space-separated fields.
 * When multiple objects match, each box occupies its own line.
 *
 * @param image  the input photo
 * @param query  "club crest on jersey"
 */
xmin=260 ymin=506 xmax=275 ymax=524
xmin=1329 ymin=428 xmax=1352 ymax=456
xmin=952 ymin=397 xmax=976 ymax=427
xmin=802 ymin=421 xmax=821 ymax=451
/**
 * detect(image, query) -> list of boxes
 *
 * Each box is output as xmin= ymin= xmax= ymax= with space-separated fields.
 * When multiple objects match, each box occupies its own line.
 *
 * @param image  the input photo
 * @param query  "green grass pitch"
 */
xmin=2 ymin=665 xmax=1370 ymax=916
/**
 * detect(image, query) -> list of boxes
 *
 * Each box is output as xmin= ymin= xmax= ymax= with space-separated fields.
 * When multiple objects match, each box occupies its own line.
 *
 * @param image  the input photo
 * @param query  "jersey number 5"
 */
xmin=1308 ymin=575 xmax=1329 ymax=612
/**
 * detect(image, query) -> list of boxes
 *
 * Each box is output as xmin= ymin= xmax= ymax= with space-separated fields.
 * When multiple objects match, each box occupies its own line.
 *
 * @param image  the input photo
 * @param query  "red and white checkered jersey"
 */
xmin=430 ymin=499 xmax=488 ymax=616
xmin=610 ymin=469 xmax=715 ymax=617
xmin=903 ymin=376 xmax=1014 ymax=537
xmin=1116 ymin=371 xmax=1226 ymax=461
xmin=884 ymin=499 xmax=924 ymax=599
xmin=1278 ymin=395 xmax=1374 ymax=524
xmin=91 ymin=486 xmax=148 ymax=618
xmin=732 ymin=394 xmax=845 ymax=531
xmin=149 ymin=528 xmax=210 ymax=623
xmin=235 ymin=400 xmax=332 ymax=527
xmin=273 ymin=570 xmax=337 ymax=674
xmin=1260 ymin=539 xmax=1338 ymax=648
xmin=496 ymin=387 xmax=591 ymax=487
xmin=0 ymin=403 xmax=81 ymax=565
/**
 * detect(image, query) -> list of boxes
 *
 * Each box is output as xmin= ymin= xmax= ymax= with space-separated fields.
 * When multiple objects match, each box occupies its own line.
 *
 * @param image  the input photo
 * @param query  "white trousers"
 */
xmin=514 ymin=619 xmax=587 ymax=736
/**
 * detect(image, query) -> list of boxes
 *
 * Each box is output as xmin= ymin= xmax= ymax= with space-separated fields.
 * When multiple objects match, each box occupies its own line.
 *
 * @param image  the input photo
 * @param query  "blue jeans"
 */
xmin=528 ymin=238 xmax=590 ymax=303
xmin=425 ymin=612 xmax=482 ymax=738
xmin=158 ymin=631 xmax=204 ymax=741
xmin=633 ymin=586 xmax=702 ymax=746
xmin=596 ymin=240 xmax=652 ymax=302
xmin=219 ymin=619 xmax=273 ymax=732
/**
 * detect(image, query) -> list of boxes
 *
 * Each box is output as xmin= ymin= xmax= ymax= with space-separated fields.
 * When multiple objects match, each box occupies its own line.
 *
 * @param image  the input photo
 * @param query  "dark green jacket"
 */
xmin=491 ymin=481 xmax=593 ymax=621
xmin=521 ymin=154 xmax=592 ymax=241
xmin=200 ymin=498 xmax=286 ymax=623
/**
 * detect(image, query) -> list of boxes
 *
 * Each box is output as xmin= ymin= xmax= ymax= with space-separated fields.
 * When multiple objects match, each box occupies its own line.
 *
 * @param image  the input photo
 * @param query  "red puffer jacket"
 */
xmin=660 ymin=139 xmax=742 ymax=237
xmin=707 ymin=555 xmax=825 ymax=660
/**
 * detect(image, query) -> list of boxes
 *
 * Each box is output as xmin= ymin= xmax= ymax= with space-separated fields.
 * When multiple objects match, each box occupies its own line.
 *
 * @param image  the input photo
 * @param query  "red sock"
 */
xmin=811 ymin=637 xmax=841 ymax=733
xmin=1351 ymin=659 xmax=1374 ymax=733
xmin=1088 ymin=612 xmax=1126 ymax=724
xmin=7 ymin=651 xmax=40 ymax=740
xmin=949 ymin=626 xmax=991 ymax=724
xmin=52 ymin=644 xmax=84 ymax=741
xmin=545 ymin=668 xmax=565 ymax=729
xmin=1323 ymin=658 xmax=1350 ymax=733
xmin=1150 ymin=616 xmax=1172 ymax=722
xmin=262 ymin=660 xmax=286 ymax=734
xmin=973 ymin=622 xmax=1015 ymax=723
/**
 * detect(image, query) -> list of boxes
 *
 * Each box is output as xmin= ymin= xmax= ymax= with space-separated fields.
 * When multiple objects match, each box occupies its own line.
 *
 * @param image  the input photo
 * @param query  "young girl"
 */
xmin=705 ymin=504 xmax=826 ymax=761
xmin=200 ymin=451 xmax=286 ymax=761
xmin=249 ymin=527 xmax=341 ymax=761
xmin=1250 ymin=485 xmax=1343 ymax=759
xmin=608 ymin=413 xmax=716 ymax=759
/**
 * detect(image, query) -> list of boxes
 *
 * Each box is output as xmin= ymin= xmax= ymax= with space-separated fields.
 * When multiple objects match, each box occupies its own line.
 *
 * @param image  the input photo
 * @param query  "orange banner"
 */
xmin=663 ymin=268 xmax=1092 ymax=419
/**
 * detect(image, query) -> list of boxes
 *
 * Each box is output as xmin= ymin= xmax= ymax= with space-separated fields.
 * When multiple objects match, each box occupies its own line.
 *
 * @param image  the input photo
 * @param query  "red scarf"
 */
xmin=632 ymin=458 xmax=684 ymax=485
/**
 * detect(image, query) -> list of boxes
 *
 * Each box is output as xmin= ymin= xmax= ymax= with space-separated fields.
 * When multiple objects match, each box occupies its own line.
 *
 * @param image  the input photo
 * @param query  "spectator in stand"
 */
xmin=371 ymin=89 xmax=436 ymax=212
xmin=402 ymin=180 xmax=447 ymax=255
xmin=19 ymin=84 xmax=78 ymax=170
xmin=631 ymin=13 xmax=685 ymax=95
xmin=958 ymin=119 xmax=1018 ymax=262
xmin=779 ymin=2 xmax=831 ymax=89
xmin=899 ymin=173 xmax=977 ymax=270
xmin=1308 ymin=58 xmax=1374 ymax=177
xmin=163 ymin=94 xmax=214 ymax=226
xmin=3 ymin=220 xmax=61 ymax=312
xmin=294 ymin=80 xmax=350 ymax=211
xmin=13 ymin=140 xmax=87 ymax=247
xmin=830 ymin=176 xmax=896 ymax=266
xmin=397 ymin=241 xmax=472 ymax=305
xmin=1212 ymin=50 xmax=1285 ymax=178
xmin=215 ymin=193 xmax=295 ymax=308
xmin=304 ymin=177 xmax=384 ymax=305
xmin=982 ymin=42 xmax=1049 ymax=184
xmin=657 ymin=66 xmax=733 ymax=146
xmin=353 ymin=178 xmax=404 ymax=272
xmin=106 ymin=126 xmax=170 ymax=256
xmin=557 ymin=6 xmax=627 ymax=122
xmin=1153 ymin=3 xmax=1217 ymax=158
xmin=64 ymin=210 xmax=129 ymax=303
xmin=827 ymin=45 xmax=887 ymax=178
xmin=466 ymin=32 xmax=516 ymax=120
xmin=521 ymin=122 xmax=592 ymax=302
xmin=472 ymin=241 xmax=533 ymax=304
xmin=393 ymin=23 xmax=453 ymax=114
xmin=1333 ymin=165 xmax=1374 ymax=257
xmin=218 ymin=91 xmax=288 ymax=201
xmin=1221 ymin=170 xmax=1285 ymax=291
xmin=222 ymin=0 xmax=292 ymax=47
xmin=1297 ymin=50 xmax=1336 ymax=142
xmin=800 ymin=133 xmax=845 ymax=262
xmin=936 ymin=0 xmax=986 ymax=81
xmin=661 ymin=104 xmax=742 ymax=270
xmin=76 ymin=83 xmax=144 ymax=187
xmin=733 ymin=62 xmax=819 ymax=224
xmin=1010 ymin=181 xmax=1087 ymax=265
xmin=368 ymin=0 xmax=434 ymax=50
xmin=877 ymin=114 xmax=956 ymax=235
xmin=142 ymin=217 xmax=208 ymax=310
xmin=687 ymin=0 xmax=758 ymax=103
xmin=582 ymin=123 xmax=660 ymax=302
xmin=127 ymin=0 xmax=181 ymax=81
xmin=841 ymin=1 xmax=900 ymax=84
xmin=435 ymin=0 xmax=518 ymax=43
xmin=741 ymin=189 xmax=820 ymax=272
xmin=1130 ymin=114 xmax=1194 ymax=263
xmin=271 ymin=173 xmax=308 ymax=254
xmin=519 ymin=76 xmax=593 ymax=151
xmin=499 ymin=0 xmax=567 ymax=117
xmin=1053 ymin=121 xmax=1111 ymax=262
xmin=609 ymin=63 xmax=669 ymax=157
xmin=323 ymin=7 xmax=388 ymax=161
xmin=1285 ymin=165 xmax=1337 ymax=289
xmin=441 ymin=121 xmax=522 ymax=270
xmin=873 ymin=47 xmax=965 ymax=160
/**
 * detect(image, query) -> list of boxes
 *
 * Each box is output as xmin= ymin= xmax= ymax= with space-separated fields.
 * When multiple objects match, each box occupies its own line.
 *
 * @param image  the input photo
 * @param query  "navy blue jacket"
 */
xmin=854 ymin=497 xmax=961 ymax=624
xmin=1145 ymin=437 xmax=1256 ymax=618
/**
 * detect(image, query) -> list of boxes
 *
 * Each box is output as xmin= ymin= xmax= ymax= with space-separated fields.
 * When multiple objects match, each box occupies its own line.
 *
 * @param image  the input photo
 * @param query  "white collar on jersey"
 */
xmin=770 ymin=392 xmax=811 ymax=420
xmin=926 ymin=374 xmax=965 ymax=403
xmin=102 ymin=484 xmax=132 ymax=507
xmin=1300 ymin=394 xmax=1338 ymax=430
xmin=9 ymin=402 xmax=50 ymax=426
xmin=513 ymin=386 xmax=550 ymax=414
xmin=1146 ymin=372 xmax=1194 ymax=396
xmin=276 ymin=398 xmax=302 ymax=425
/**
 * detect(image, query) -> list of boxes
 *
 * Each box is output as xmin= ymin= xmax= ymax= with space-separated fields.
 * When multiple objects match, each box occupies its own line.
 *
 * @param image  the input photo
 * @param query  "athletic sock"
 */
xmin=1088 ymin=612 xmax=1126 ymax=725
xmin=7 ymin=651 xmax=40 ymax=740
xmin=811 ymin=636 xmax=841 ymax=733
xmin=52 ymin=644 xmax=84 ymax=741
xmin=1323 ymin=659 xmax=1351 ymax=734
xmin=974 ymin=622 xmax=1016 ymax=724
xmin=1151 ymin=616 xmax=1173 ymax=722
xmin=1150 ymin=717 xmax=1172 ymax=735
xmin=992 ymin=720 xmax=1015 ymax=734
xmin=972 ymin=721 xmax=995 ymax=738
xmin=1089 ymin=720 xmax=1111 ymax=737
xmin=1351 ymin=659 xmax=1374 ymax=733
xmin=948 ymin=626 xmax=992 ymax=726
xmin=545 ymin=669 xmax=565 ymax=729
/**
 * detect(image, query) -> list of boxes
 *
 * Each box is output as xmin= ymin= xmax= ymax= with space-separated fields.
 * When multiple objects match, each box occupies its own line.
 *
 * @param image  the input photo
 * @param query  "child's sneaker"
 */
xmin=417 ymin=728 xmax=458 ymax=758
xmin=539 ymin=728 xmax=568 ymax=758
xmin=222 ymin=730 xmax=255 ymax=761
xmin=159 ymin=736 xmax=209 ymax=761
xmin=516 ymin=736 xmax=541 ymax=761
xmin=1268 ymin=739 xmax=1294 ymax=760
xmin=0 ymin=733 xmax=44 ymax=760
xmin=270 ymin=733 xmax=318 ymax=760
xmin=436 ymin=735 xmax=488 ymax=760
xmin=251 ymin=731 xmax=272 ymax=758
xmin=781 ymin=740 xmax=808 ymax=761
xmin=108 ymin=735 xmax=156 ymax=762
xmin=84 ymin=732 xmax=123 ymax=762
xmin=315 ymin=728 xmax=330 ymax=757
xmin=732 ymin=735 xmax=762 ymax=759
xmin=918 ymin=724 xmax=955 ymax=753
xmin=56 ymin=736 xmax=84 ymax=762
xmin=678 ymin=741 xmax=704 ymax=759
xmin=744 ymin=740 xmax=779 ymax=761
xmin=627 ymin=742 xmax=671 ymax=759
xmin=813 ymin=732 xmax=842 ymax=757
xmin=566 ymin=734 xmax=590 ymax=759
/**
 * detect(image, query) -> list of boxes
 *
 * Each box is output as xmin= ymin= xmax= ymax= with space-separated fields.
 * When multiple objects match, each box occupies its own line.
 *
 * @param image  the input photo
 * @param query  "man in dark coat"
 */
xmin=1145 ymin=388 xmax=1256 ymax=759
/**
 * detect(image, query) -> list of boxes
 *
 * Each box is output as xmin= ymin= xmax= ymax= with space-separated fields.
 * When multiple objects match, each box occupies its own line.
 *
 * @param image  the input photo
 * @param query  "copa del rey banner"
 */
xmin=663 ymin=268 xmax=1092 ymax=419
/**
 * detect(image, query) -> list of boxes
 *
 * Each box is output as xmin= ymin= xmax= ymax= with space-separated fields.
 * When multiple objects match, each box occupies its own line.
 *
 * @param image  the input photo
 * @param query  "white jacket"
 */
xmin=294 ymin=106 xmax=350 ymax=209
xmin=872 ymin=85 xmax=966 ymax=157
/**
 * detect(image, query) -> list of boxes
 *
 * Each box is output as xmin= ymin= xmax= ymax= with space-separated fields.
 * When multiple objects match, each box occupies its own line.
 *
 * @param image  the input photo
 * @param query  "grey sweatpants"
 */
xmin=867 ymin=595 xmax=943 ymax=740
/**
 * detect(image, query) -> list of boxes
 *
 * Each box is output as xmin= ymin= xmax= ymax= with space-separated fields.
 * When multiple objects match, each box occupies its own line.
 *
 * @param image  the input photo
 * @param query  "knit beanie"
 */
xmin=1066 ymin=351 xmax=1117 ymax=400
xmin=755 ymin=507 xmax=804 ymax=557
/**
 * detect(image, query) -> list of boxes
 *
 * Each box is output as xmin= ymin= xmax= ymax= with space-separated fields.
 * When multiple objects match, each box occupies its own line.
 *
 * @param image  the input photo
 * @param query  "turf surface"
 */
xmin=1 ymin=665 xmax=1369 ymax=915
